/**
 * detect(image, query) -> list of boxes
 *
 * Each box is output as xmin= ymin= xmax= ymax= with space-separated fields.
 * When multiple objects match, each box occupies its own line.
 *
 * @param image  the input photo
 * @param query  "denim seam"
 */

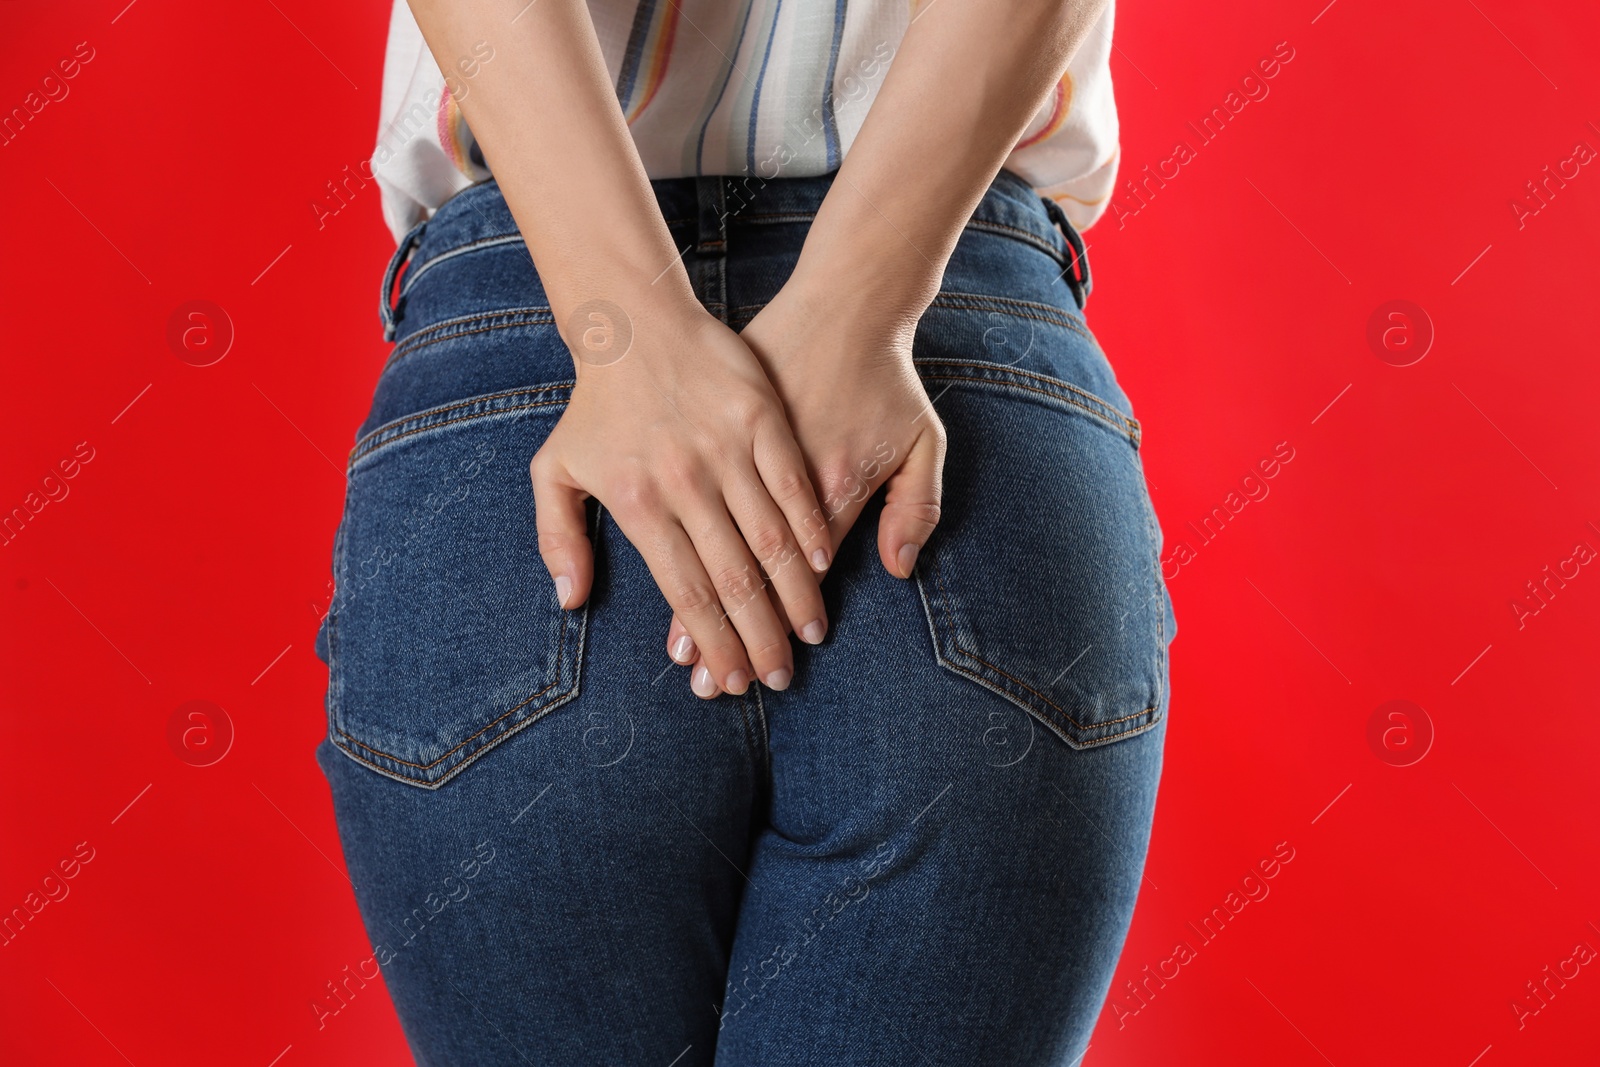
xmin=929 ymin=292 xmax=1096 ymax=343
xmin=961 ymin=218 xmax=1067 ymax=263
xmin=730 ymin=212 xmax=1062 ymax=261
xmin=728 ymin=294 xmax=1095 ymax=343
xmin=750 ymin=685 xmax=771 ymax=782
xmin=916 ymin=370 xmax=1140 ymax=446
xmin=736 ymin=211 xmax=817 ymax=224
xmin=396 ymin=235 xmax=528 ymax=299
xmin=350 ymin=388 xmax=572 ymax=466
xmin=735 ymin=689 xmax=764 ymax=787
xmin=938 ymin=656 xmax=1162 ymax=747
xmin=384 ymin=319 xmax=556 ymax=375
xmin=386 ymin=308 xmax=557 ymax=368
xmin=400 ymin=233 xmax=526 ymax=298
xmin=1138 ymin=457 xmax=1169 ymax=721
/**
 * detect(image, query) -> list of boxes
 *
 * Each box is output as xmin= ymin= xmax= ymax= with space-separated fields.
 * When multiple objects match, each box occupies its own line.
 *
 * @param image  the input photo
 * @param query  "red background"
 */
xmin=3 ymin=1 xmax=1598 ymax=1063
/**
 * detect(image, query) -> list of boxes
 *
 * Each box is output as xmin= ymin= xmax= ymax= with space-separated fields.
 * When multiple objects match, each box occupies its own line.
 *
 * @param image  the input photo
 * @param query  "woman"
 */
xmin=315 ymin=0 xmax=1174 ymax=1063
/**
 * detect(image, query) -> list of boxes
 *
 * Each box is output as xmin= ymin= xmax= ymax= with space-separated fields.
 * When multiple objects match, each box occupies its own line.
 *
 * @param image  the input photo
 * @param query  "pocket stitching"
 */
xmin=927 ymin=552 xmax=1157 ymax=736
xmin=327 ymin=499 xmax=597 ymax=790
xmin=333 ymin=607 xmax=573 ymax=773
xmin=936 ymin=654 xmax=1161 ymax=748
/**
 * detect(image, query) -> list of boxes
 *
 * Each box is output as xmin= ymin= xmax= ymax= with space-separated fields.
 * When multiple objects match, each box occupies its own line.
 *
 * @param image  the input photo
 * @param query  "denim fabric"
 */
xmin=314 ymin=168 xmax=1175 ymax=1066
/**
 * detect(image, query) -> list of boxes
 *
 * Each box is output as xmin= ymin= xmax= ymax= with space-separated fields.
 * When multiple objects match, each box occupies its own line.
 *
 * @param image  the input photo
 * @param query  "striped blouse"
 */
xmin=371 ymin=0 xmax=1120 ymax=242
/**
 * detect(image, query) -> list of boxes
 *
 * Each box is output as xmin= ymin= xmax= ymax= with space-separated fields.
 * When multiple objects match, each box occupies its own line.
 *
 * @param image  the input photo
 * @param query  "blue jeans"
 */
xmin=314 ymin=169 xmax=1174 ymax=1066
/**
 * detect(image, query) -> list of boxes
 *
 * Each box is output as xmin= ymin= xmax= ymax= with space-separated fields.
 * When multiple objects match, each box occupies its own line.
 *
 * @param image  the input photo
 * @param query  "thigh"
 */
xmin=315 ymin=190 xmax=761 ymax=1064
xmin=712 ymin=608 xmax=1165 ymax=1064
xmin=713 ymin=286 xmax=1171 ymax=1065
xmin=318 ymin=461 xmax=762 ymax=1066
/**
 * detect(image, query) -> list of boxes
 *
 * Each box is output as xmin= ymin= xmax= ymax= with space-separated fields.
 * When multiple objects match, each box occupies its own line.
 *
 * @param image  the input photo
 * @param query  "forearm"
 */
xmin=405 ymin=0 xmax=696 ymax=338
xmin=796 ymin=0 xmax=1109 ymax=315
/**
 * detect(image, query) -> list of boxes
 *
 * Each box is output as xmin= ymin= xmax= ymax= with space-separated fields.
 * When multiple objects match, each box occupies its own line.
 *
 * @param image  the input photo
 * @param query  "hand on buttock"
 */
xmin=662 ymin=268 xmax=949 ymax=697
xmin=531 ymin=294 xmax=835 ymax=697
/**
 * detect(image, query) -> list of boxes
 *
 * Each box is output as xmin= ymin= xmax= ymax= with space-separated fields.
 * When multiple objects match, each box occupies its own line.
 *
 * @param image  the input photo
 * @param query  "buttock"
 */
xmin=327 ymin=172 xmax=1174 ymax=778
xmin=313 ymin=171 xmax=1174 ymax=1066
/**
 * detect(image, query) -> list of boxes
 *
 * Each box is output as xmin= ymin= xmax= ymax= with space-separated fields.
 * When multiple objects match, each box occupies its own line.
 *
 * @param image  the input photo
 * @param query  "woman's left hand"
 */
xmin=663 ymin=263 xmax=948 ymax=696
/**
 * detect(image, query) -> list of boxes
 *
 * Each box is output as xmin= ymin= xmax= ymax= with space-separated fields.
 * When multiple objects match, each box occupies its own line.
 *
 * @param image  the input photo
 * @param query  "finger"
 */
xmin=686 ymin=648 xmax=721 ymax=697
xmin=665 ymin=615 xmax=696 ymax=665
xmin=878 ymin=422 xmax=947 ymax=579
xmin=753 ymin=420 xmax=834 ymax=574
xmin=617 ymin=513 xmax=755 ymax=699
xmin=530 ymin=450 xmax=594 ymax=609
xmin=723 ymin=467 xmax=828 ymax=649
xmin=668 ymin=586 xmax=794 ymax=669
xmin=682 ymin=509 xmax=795 ymax=693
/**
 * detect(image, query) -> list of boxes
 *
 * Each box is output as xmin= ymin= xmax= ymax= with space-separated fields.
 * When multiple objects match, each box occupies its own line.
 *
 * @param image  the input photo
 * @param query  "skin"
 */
xmin=404 ymin=0 xmax=1109 ymax=699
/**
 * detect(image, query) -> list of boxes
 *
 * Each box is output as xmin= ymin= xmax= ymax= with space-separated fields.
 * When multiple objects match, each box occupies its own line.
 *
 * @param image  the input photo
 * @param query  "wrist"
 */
xmin=787 ymin=231 xmax=934 ymax=331
xmin=553 ymin=267 xmax=709 ymax=373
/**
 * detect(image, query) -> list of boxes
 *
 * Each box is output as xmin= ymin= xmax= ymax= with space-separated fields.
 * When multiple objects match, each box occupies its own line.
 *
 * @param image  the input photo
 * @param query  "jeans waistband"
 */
xmin=382 ymin=169 xmax=1089 ymax=339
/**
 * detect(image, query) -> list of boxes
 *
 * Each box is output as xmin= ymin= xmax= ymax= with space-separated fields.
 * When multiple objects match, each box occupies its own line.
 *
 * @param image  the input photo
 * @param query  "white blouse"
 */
xmin=371 ymin=0 xmax=1120 ymax=241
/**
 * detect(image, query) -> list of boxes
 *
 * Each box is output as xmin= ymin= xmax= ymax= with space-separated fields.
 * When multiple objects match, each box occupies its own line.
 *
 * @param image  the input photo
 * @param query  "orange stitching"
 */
xmin=920 ymin=357 xmax=1128 ymax=423
xmin=737 ymin=212 xmax=816 ymax=223
xmin=962 ymin=218 xmax=1064 ymax=256
xmin=396 ymin=307 xmax=551 ymax=347
xmin=338 ymin=608 xmax=573 ymax=772
xmin=917 ymin=373 xmax=1138 ymax=444
xmin=334 ymin=680 xmax=556 ymax=767
xmin=386 ymin=310 xmax=556 ymax=370
xmin=350 ymin=390 xmax=571 ymax=464
xmin=938 ymin=655 xmax=1159 ymax=743
xmin=354 ymin=385 xmax=569 ymax=446
xmin=957 ymin=645 xmax=1156 ymax=730
xmin=929 ymin=293 xmax=1095 ymax=344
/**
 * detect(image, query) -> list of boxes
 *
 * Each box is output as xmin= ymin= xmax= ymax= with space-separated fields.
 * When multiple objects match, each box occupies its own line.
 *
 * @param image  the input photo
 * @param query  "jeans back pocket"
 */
xmin=320 ymin=386 xmax=586 ymax=788
xmin=914 ymin=360 xmax=1171 ymax=748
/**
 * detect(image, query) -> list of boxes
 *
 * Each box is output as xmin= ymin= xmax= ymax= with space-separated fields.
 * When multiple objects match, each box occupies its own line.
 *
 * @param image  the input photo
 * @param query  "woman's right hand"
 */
xmin=530 ymin=292 xmax=834 ymax=697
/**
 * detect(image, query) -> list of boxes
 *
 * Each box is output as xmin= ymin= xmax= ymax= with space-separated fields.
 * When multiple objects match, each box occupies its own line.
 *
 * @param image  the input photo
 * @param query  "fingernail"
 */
xmin=691 ymin=664 xmax=718 ymax=698
xmin=896 ymin=543 xmax=920 ymax=578
xmin=671 ymin=635 xmax=695 ymax=663
xmin=724 ymin=669 xmax=749 ymax=695
xmin=800 ymin=619 xmax=826 ymax=645
xmin=554 ymin=574 xmax=573 ymax=608
xmin=763 ymin=667 xmax=792 ymax=691
xmin=810 ymin=548 xmax=830 ymax=572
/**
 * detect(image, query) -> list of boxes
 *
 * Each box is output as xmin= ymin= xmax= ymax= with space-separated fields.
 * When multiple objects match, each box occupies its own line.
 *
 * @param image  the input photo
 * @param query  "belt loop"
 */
xmin=693 ymin=176 xmax=730 ymax=323
xmin=1041 ymin=196 xmax=1092 ymax=310
xmin=381 ymin=219 xmax=428 ymax=341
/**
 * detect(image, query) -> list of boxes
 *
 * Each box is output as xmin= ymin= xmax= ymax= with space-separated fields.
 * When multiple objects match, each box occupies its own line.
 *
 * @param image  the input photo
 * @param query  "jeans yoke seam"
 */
xmin=929 ymin=292 xmax=1095 ymax=344
xmin=400 ymin=233 xmax=526 ymax=298
xmin=386 ymin=308 xmax=556 ymax=369
xmin=350 ymin=392 xmax=571 ymax=466
xmin=917 ymin=372 xmax=1139 ymax=446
